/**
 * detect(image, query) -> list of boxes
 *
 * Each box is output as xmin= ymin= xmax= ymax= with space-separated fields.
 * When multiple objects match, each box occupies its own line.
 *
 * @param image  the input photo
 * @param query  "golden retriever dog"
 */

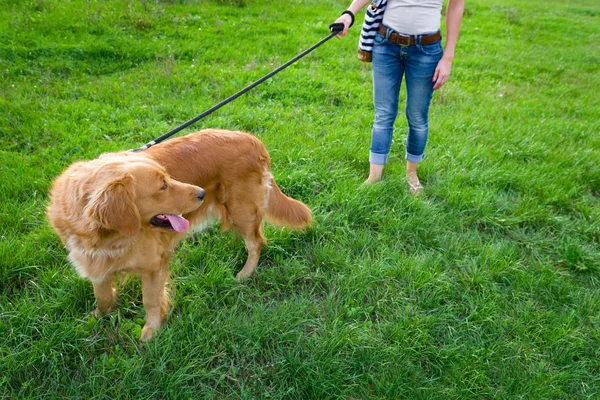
xmin=47 ymin=129 xmax=312 ymax=340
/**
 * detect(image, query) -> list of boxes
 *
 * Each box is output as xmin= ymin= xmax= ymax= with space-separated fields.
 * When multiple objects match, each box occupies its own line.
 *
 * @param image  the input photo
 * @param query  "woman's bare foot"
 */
xmin=407 ymin=175 xmax=423 ymax=195
xmin=406 ymin=161 xmax=423 ymax=195
xmin=365 ymin=163 xmax=384 ymax=185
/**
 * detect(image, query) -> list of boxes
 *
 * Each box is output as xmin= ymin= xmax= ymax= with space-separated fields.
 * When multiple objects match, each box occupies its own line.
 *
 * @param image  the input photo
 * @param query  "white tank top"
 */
xmin=382 ymin=0 xmax=443 ymax=35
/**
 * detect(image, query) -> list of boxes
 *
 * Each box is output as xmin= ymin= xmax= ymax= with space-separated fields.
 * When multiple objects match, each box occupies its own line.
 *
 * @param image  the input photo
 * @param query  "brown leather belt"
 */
xmin=378 ymin=25 xmax=441 ymax=47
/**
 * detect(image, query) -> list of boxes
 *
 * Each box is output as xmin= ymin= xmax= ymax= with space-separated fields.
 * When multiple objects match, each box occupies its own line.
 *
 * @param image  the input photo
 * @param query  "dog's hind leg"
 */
xmin=92 ymin=275 xmax=116 ymax=317
xmin=236 ymin=232 xmax=263 ymax=280
xmin=231 ymin=212 xmax=265 ymax=281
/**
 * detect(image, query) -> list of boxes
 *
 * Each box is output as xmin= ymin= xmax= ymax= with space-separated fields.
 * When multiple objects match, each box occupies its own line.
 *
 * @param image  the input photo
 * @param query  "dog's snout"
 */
xmin=197 ymin=188 xmax=206 ymax=201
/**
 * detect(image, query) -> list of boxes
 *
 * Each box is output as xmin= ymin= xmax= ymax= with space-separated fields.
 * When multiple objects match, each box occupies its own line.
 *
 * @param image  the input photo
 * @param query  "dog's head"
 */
xmin=52 ymin=153 xmax=205 ymax=238
xmin=86 ymin=153 xmax=205 ymax=236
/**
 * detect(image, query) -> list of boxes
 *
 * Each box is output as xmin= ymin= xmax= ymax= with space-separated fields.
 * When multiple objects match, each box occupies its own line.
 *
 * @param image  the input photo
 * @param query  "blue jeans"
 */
xmin=370 ymin=26 xmax=443 ymax=165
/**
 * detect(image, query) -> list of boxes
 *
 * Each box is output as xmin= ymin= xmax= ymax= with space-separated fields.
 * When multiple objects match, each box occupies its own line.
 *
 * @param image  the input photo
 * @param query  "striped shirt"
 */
xmin=357 ymin=0 xmax=388 ymax=61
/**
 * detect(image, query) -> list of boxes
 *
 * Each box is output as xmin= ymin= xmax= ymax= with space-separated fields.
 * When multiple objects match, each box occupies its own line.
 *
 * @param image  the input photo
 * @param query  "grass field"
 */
xmin=1 ymin=0 xmax=599 ymax=398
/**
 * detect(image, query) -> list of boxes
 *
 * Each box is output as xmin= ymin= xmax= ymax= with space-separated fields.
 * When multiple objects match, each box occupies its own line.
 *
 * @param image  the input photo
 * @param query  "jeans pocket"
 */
xmin=418 ymin=41 xmax=443 ymax=56
xmin=374 ymin=31 xmax=386 ymax=45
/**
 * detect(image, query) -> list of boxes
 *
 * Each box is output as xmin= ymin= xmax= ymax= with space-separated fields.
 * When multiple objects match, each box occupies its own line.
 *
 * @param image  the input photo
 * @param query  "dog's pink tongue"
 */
xmin=165 ymin=215 xmax=189 ymax=233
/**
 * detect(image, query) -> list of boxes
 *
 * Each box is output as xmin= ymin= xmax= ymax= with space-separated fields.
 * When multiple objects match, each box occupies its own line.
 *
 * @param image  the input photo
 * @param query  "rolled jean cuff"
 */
xmin=369 ymin=152 xmax=388 ymax=165
xmin=406 ymin=151 xmax=424 ymax=163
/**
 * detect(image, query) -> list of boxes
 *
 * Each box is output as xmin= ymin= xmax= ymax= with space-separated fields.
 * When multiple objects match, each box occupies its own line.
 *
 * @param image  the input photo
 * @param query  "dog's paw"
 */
xmin=235 ymin=270 xmax=252 ymax=281
xmin=92 ymin=307 xmax=111 ymax=318
xmin=140 ymin=323 xmax=160 ymax=342
xmin=140 ymin=325 xmax=157 ymax=341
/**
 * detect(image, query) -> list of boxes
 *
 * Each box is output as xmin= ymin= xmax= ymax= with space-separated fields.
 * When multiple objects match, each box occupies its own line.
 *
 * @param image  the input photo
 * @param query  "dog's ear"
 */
xmin=85 ymin=173 xmax=141 ymax=236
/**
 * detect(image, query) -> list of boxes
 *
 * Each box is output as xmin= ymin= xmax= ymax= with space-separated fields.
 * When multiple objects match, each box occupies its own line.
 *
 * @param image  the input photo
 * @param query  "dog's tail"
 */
xmin=266 ymin=179 xmax=312 ymax=229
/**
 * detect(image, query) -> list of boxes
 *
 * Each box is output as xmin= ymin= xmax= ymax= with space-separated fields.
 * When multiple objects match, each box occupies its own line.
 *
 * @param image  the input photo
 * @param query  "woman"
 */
xmin=334 ymin=0 xmax=464 ymax=193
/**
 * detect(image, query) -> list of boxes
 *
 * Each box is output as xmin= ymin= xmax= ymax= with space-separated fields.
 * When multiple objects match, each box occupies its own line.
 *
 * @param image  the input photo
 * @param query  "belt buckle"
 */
xmin=396 ymin=33 xmax=411 ymax=47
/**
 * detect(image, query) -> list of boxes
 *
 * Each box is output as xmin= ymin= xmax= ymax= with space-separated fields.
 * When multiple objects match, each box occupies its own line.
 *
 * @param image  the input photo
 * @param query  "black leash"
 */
xmin=131 ymin=23 xmax=345 ymax=152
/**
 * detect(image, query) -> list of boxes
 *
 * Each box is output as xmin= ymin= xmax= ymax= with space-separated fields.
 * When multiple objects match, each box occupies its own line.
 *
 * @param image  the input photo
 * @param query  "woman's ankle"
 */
xmin=406 ymin=162 xmax=420 ymax=183
xmin=365 ymin=163 xmax=384 ymax=184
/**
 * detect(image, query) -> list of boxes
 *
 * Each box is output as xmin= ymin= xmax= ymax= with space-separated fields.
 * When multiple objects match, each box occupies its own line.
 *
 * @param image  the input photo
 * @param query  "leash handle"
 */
xmin=131 ymin=27 xmax=340 ymax=152
xmin=329 ymin=22 xmax=345 ymax=34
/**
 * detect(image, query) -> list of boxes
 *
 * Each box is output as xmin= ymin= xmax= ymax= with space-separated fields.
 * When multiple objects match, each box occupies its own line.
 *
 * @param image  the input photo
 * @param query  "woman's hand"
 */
xmin=334 ymin=13 xmax=354 ymax=39
xmin=433 ymin=56 xmax=453 ymax=90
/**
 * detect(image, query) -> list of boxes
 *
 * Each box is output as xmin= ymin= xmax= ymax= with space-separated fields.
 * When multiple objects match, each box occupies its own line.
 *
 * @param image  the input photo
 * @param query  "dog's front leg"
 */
xmin=139 ymin=268 xmax=169 ymax=341
xmin=92 ymin=275 xmax=116 ymax=317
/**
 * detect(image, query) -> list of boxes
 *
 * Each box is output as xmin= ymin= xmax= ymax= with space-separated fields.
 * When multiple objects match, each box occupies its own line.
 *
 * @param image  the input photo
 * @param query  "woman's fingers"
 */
xmin=334 ymin=15 xmax=352 ymax=39
xmin=433 ymin=59 xmax=452 ymax=90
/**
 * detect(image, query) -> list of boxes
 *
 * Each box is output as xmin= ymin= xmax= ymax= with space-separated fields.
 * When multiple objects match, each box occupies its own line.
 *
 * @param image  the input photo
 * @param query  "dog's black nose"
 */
xmin=197 ymin=189 xmax=206 ymax=201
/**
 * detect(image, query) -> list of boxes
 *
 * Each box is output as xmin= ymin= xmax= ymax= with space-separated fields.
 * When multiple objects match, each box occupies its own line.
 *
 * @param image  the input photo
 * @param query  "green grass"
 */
xmin=1 ymin=0 xmax=599 ymax=398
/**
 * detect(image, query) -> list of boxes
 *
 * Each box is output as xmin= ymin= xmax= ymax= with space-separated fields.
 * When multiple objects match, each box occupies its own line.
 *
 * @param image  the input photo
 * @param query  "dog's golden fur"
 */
xmin=47 ymin=129 xmax=312 ymax=340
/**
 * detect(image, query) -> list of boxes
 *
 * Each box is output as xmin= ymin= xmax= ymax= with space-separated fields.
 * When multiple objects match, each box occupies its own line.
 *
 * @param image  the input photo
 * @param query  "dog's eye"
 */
xmin=160 ymin=180 xmax=168 ymax=191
